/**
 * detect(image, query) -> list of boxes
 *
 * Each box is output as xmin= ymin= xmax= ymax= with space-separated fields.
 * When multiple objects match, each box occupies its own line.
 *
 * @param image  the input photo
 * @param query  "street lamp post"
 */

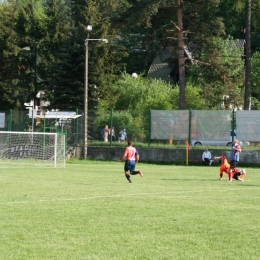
xmin=84 ymin=25 xmax=108 ymax=159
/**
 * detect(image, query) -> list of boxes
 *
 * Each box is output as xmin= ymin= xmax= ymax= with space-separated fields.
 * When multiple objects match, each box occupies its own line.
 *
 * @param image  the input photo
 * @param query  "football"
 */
xmin=131 ymin=72 xmax=138 ymax=78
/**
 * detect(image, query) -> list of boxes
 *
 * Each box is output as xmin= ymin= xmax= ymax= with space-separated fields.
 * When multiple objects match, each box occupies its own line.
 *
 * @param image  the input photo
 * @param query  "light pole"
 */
xmin=84 ymin=25 xmax=108 ymax=159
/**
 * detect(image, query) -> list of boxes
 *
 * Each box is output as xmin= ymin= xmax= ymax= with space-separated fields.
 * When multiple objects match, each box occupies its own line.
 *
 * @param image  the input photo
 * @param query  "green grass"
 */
xmin=88 ymin=140 xmax=260 ymax=150
xmin=0 ymin=161 xmax=259 ymax=260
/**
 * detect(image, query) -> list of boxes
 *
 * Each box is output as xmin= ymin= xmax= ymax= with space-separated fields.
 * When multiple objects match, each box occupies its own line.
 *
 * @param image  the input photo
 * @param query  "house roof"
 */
xmin=227 ymin=39 xmax=246 ymax=51
xmin=147 ymin=51 xmax=172 ymax=81
xmin=147 ymin=39 xmax=246 ymax=82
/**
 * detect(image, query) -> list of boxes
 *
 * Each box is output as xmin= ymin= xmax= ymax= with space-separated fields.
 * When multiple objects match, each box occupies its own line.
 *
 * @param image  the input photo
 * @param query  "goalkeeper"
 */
xmin=118 ymin=140 xmax=143 ymax=183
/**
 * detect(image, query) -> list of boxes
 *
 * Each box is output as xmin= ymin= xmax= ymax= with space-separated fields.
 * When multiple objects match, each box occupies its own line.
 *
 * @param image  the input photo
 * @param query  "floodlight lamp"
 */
xmin=87 ymin=25 xmax=92 ymax=32
xmin=102 ymin=39 xmax=108 ymax=43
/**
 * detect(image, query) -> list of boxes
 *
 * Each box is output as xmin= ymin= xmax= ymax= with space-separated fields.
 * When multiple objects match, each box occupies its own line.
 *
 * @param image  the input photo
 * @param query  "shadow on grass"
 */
xmin=160 ymin=179 xmax=257 ymax=185
xmin=161 ymin=178 xmax=220 ymax=181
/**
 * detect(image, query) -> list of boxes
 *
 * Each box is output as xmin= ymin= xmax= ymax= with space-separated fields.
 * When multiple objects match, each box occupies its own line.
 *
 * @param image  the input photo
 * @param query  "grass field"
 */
xmin=0 ymin=160 xmax=259 ymax=260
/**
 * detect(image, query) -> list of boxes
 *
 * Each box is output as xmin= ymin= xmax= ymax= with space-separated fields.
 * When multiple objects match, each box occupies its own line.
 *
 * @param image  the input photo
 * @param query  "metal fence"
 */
xmin=1 ymin=109 xmax=260 ymax=147
xmin=0 ymin=109 xmax=83 ymax=148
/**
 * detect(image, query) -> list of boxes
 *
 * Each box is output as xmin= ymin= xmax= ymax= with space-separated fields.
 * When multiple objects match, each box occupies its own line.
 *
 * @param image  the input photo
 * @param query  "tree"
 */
xmin=250 ymin=51 xmax=260 ymax=108
xmin=15 ymin=0 xmax=47 ymax=105
xmin=232 ymin=0 xmax=260 ymax=109
xmin=115 ymin=0 xmax=226 ymax=110
xmin=38 ymin=0 xmax=79 ymax=110
xmin=0 ymin=1 xmax=20 ymax=109
xmin=2 ymin=0 xmax=260 ymax=112
xmin=187 ymin=38 xmax=245 ymax=109
xmin=98 ymin=72 xmax=206 ymax=111
xmin=98 ymin=72 xmax=175 ymax=111
xmin=39 ymin=0 xmax=128 ymax=111
xmin=244 ymin=0 xmax=252 ymax=110
xmin=96 ymin=72 xmax=206 ymax=142
xmin=0 ymin=0 xmax=45 ymax=109
xmin=176 ymin=0 xmax=185 ymax=109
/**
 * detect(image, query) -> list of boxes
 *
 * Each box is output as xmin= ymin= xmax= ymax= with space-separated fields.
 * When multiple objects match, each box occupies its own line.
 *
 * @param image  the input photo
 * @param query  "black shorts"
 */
xmin=230 ymin=160 xmax=238 ymax=169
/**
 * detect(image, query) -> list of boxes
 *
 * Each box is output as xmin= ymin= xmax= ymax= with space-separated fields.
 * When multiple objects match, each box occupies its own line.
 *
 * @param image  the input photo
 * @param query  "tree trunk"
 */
xmin=177 ymin=0 xmax=185 ymax=110
xmin=244 ymin=0 xmax=251 ymax=110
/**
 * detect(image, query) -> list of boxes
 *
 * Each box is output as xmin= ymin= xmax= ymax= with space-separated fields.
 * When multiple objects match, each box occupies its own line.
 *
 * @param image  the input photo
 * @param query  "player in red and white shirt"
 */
xmin=118 ymin=140 xmax=143 ymax=183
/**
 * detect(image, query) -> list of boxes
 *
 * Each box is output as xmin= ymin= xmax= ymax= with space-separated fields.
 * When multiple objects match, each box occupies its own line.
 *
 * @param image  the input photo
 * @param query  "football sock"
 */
xmin=130 ymin=171 xmax=138 ymax=175
xmin=125 ymin=173 xmax=132 ymax=183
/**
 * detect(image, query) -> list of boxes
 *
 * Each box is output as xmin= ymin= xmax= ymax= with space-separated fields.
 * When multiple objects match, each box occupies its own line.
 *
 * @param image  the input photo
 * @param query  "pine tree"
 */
xmin=114 ymin=0 xmax=226 ymax=109
xmin=38 ymin=0 xmax=77 ymax=110
xmin=39 ymin=0 xmax=128 ymax=111
xmin=0 ymin=1 xmax=26 ymax=109
xmin=0 ymin=0 xmax=47 ymax=109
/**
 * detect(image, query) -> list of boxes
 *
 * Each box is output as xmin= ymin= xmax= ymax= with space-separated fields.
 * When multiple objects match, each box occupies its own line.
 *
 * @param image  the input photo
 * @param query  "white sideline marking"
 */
xmin=1 ymin=188 xmax=257 ymax=205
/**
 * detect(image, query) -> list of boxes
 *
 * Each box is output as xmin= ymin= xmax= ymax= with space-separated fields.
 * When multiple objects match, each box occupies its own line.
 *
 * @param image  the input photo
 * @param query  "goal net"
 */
xmin=0 ymin=131 xmax=66 ymax=168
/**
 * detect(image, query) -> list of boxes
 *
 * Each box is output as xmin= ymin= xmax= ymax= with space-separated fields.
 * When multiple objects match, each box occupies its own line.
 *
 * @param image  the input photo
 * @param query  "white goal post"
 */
xmin=0 ymin=131 xmax=66 ymax=167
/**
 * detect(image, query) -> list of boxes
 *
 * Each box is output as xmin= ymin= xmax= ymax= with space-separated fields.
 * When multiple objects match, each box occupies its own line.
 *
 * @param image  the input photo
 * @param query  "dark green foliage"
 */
xmin=0 ymin=1 xmax=24 ymax=109
xmin=1 ymin=0 xmax=260 ymax=111
xmin=187 ymin=38 xmax=245 ymax=109
xmin=39 ymin=0 xmax=83 ymax=109
xmin=40 ymin=0 xmax=127 ymax=110
xmin=0 ymin=0 xmax=128 ymax=111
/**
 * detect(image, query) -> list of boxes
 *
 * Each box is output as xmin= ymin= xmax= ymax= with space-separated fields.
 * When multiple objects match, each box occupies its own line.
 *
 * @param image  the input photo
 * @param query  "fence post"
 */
xmin=231 ymin=109 xmax=235 ymax=141
xmin=148 ymin=109 xmax=151 ymax=147
xmin=44 ymin=115 xmax=46 ymax=132
xmin=188 ymin=109 xmax=192 ymax=144
xmin=110 ymin=108 xmax=113 ymax=146
xmin=8 ymin=109 xmax=12 ymax=131
xmin=76 ymin=108 xmax=79 ymax=144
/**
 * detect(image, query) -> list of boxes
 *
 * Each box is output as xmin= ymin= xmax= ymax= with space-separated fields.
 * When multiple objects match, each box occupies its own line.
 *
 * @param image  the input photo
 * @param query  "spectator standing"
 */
xmin=118 ymin=129 xmax=127 ymax=142
xmin=101 ymin=125 xmax=110 ymax=142
xmin=110 ymin=127 xmax=116 ymax=141
xmin=202 ymin=148 xmax=213 ymax=166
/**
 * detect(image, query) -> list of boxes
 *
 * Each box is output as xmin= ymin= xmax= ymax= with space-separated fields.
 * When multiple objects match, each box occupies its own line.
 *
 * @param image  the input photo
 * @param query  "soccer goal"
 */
xmin=0 ymin=131 xmax=66 ymax=168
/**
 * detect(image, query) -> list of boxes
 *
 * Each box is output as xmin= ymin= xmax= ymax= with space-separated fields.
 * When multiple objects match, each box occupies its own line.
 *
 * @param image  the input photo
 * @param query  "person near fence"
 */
xmin=110 ymin=127 xmax=116 ymax=141
xmin=101 ymin=125 xmax=110 ymax=142
xmin=117 ymin=140 xmax=143 ymax=183
xmin=230 ymin=139 xmax=242 ymax=172
xmin=118 ymin=129 xmax=127 ymax=142
xmin=202 ymin=148 xmax=214 ymax=166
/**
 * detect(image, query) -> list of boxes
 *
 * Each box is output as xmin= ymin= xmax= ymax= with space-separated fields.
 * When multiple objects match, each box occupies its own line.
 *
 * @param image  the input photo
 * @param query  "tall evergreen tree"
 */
xmin=40 ymin=0 xmax=128 ymax=111
xmin=244 ymin=0 xmax=252 ymax=110
xmin=0 ymin=1 xmax=20 ymax=109
xmin=232 ymin=0 xmax=260 ymax=109
xmin=176 ymin=0 xmax=185 ymax=109
xmin=38 ymin=0 xmax=76 ymax=110
xmin=0 ymin=0 xmax=47 ymax=109
xmin=187 ymin=38 xmax=245 ymax=109
xmin=15 ymin=0 xmax=46 ymax=105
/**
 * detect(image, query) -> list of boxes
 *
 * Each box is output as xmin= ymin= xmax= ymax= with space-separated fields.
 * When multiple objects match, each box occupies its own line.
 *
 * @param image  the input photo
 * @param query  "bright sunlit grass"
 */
xmin=0 ymin=161 xmax=259 ymax=259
